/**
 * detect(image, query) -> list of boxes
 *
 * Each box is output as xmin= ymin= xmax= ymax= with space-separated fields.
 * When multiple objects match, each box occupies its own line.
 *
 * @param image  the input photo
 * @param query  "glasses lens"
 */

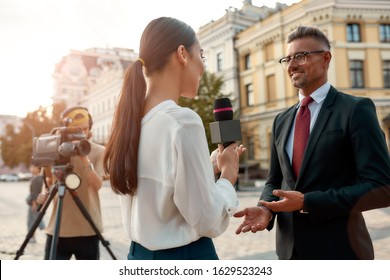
xmin=295 ymin=53 xmax=306 ymax=65
xmin=280 ymin=57 xmax=289 ymax=67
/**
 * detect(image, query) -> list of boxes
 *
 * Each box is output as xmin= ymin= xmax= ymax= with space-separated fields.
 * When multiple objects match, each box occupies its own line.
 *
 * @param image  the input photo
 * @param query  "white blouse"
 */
xmin=119 ymin=100 xmax=239 ymax=250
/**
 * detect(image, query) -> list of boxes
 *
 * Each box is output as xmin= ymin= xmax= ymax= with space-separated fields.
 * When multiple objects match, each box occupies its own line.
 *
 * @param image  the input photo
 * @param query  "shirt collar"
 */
xmin=296 ymin=82 xmax=330 ymax=107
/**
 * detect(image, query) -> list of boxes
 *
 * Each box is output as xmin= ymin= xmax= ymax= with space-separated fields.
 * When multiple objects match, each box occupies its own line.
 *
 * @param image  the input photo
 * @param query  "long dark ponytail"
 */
xmin=103 ymin=17 xmax=196 ymax=195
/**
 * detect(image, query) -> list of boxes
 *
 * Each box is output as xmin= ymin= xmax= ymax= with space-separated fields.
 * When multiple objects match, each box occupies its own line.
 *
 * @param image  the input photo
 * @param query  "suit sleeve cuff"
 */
xmin=300 ymin=194 xmax=309 ymax=214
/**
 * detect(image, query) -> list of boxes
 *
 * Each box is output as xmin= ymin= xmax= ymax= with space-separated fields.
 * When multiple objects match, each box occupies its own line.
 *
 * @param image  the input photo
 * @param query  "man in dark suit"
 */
xmin=234 ymin=25 xmax=390 ymax=260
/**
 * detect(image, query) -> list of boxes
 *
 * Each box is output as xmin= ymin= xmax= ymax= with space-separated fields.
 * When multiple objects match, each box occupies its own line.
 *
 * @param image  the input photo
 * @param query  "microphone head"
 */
xmin=213 ymin=98 xmax=233 ymax=121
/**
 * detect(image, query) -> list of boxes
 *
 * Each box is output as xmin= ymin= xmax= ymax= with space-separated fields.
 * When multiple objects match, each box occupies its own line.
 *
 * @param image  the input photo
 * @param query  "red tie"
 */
xmin=292 ymin=96 xmax=313 ymax=178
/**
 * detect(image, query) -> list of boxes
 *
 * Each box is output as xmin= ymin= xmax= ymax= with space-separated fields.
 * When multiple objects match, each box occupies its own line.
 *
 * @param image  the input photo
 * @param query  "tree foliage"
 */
xmin=1 ymin=71 xmax=230 ymax=168
xmin=0 ymin=102 xmax=66 ymax=168
xmin=179 ymin=71 xmax=233 ymax=152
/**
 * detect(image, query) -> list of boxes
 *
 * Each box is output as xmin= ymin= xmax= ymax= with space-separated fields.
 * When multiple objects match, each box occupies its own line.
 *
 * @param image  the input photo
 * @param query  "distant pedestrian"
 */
xmin=26 ymin=164 xmax=45 ymax=243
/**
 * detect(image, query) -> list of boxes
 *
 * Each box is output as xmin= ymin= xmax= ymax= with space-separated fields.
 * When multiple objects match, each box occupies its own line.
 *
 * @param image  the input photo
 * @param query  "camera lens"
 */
xmin=76 ymin=140 xmax=91 ymax=156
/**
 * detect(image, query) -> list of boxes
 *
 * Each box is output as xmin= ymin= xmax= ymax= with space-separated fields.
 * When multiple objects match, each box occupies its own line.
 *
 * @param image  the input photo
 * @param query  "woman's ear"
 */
xmin=176 ymin=45 xmax=188 ymax=65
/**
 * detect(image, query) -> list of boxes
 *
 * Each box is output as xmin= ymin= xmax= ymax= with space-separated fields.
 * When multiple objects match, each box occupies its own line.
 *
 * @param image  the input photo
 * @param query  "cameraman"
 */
xmin=37 ymin=106 xmax=106 ymax=260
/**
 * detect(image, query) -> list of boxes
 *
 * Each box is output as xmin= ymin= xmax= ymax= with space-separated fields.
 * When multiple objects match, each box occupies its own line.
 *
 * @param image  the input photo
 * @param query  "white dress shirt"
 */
xmin=119 ymin=100 xmax=239 ymax=250
xmin=286 ymin=83 xmax=330 ymax=164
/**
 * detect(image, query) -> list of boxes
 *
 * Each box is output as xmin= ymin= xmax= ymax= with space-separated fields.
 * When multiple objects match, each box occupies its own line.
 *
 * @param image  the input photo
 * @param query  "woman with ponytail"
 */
xmin=103 ymin=17 xmax=245 ymax=260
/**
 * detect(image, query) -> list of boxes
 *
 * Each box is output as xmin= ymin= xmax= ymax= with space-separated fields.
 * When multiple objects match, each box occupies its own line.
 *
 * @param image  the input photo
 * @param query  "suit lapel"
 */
xmin=277 ymin=106 xmax=298 ymax=179
xmin=296 ymin=87 xmax=338 ymax=186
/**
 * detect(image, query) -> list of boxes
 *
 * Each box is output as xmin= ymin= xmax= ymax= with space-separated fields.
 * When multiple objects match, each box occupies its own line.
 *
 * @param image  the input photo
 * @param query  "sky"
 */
xmin=0 ymin=0 xmax=300 ymax=117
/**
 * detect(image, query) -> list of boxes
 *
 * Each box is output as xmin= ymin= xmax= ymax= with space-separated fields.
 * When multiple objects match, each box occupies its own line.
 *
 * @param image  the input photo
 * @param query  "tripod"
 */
xmin=14 ymin=164 xmax=117 ymax=260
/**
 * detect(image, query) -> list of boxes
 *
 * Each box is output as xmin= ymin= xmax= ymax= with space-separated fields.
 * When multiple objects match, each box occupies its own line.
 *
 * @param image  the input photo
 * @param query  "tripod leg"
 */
xmin=69 ymin=190 xmax=117 ymax=260
xmin=14 ymin=184 xmax=58 ymax=260
xmin=49 ymin=184 xmax=67 ymax=260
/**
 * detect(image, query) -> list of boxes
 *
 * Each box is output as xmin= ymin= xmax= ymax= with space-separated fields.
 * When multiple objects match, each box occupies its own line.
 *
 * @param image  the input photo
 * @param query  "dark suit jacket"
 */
xmin=262 ymin=86 xmax=390 ymax=259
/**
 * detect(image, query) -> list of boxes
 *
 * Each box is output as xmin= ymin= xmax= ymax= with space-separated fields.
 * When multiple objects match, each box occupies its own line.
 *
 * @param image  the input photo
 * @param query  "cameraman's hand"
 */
xmin=43 ymin=166 xmax=53 ymax=186
xmin=78 ymin=154 xmax=89 ymax=162
xmin=79 ymin=155 xmax=104 ymax=191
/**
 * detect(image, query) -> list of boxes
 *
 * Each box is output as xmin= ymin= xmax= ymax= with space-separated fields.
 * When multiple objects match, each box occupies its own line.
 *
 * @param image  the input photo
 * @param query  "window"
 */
xmin=350 ymin=60 xmax=364 ymax=88
xmin=102 ymin=125 xmax=106 ymax=143
xmin=246 ymin=83 xmax=254 ymax=106
xmin=347 ymin=23 xmax=361 ymax=42
xmin=106 ymin=124 xmax=111 ymax=141
xmin=247 ymin=136 xmax=255 ymax=160
xmin=384 ymin=61 xmax=390 ymax=88
xmin=217 ymin=52 xmax=223 ymax=72
xmin=266 ymin=75 xmax=276 ymax=102
xmin=96 ymin=127 xmax=100 ymax=142
xmin=244 ymin=54 xmax=251 ymax=70
xmin=380 ymin=24 xmax=390 ymax=42
xmin=265 ymin=42 xmax=274 ymax=62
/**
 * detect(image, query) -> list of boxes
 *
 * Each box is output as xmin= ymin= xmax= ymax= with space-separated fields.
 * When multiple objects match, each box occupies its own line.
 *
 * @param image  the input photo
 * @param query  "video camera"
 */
xmin=32 ymin=126 xmax=91 ymax=167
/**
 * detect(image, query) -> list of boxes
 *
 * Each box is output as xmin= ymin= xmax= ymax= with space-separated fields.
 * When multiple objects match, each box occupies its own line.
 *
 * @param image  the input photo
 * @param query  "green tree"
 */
xmin=178 ymin=71 xmax=234 ymax=152
xmin=0 ymin=102 xmax=66 ymax=168
xmin=0 ymin=124 xmax=20 ymax=169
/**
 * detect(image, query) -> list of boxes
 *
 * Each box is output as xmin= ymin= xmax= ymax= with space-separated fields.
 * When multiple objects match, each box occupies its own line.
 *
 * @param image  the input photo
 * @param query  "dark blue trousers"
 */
xmin=128 ymin=237 xmax=219 ymax=260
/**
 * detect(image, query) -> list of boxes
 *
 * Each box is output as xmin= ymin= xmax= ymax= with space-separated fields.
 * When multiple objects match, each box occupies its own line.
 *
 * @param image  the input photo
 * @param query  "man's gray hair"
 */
xmin=287 ymin=25 xmax=331 ymax=50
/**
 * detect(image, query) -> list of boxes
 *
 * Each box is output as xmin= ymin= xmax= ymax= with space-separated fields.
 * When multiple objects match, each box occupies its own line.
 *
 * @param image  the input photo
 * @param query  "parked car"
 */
xmin=0 ymin=173 xmax=20 ymax=182
xmin=18 ymin=172 xmax=33 ymax=181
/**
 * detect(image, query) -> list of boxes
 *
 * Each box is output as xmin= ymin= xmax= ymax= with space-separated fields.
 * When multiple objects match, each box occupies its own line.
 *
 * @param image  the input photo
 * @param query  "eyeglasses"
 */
xmin=278 ymin=50 xmax=326 ymax=68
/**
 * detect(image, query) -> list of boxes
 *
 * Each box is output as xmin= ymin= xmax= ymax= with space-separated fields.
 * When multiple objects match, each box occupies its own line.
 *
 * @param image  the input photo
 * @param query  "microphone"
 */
xmin=210 ymin=97 xmax=242 ymax=148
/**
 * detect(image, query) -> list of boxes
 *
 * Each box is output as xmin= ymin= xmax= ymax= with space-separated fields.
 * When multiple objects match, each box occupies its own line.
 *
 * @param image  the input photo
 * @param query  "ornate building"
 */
xmin=52 ymin=47 xmax=137 ymax=143
xmin=197 ymin=0 xmax=285 ymax=107
xmin=50 ymin=0 xmax=390 ymax=176
xmin=233 ymin=0 xmax=390 ymax=172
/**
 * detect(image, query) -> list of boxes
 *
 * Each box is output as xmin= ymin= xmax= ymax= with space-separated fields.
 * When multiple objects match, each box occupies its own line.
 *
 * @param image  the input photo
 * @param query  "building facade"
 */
xmin=49 ymin=0 xmax=390 ymax=174
xmin=197 ymin=0 xmax=283 ymax=107
xmin=234 ymin=0 xmax=390 ymax=171
xmin=52 ymin=47 xmax=137 ymax=143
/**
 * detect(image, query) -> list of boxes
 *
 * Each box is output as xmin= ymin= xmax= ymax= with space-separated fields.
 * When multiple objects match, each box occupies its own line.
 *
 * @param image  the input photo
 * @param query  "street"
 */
xmin=0 ymin=181 xmax=389 ymax=260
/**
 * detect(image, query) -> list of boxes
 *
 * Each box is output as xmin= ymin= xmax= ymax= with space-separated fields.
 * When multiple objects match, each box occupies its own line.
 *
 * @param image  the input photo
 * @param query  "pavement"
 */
xmin=1 ymin=180 xmax=390 ymax=260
